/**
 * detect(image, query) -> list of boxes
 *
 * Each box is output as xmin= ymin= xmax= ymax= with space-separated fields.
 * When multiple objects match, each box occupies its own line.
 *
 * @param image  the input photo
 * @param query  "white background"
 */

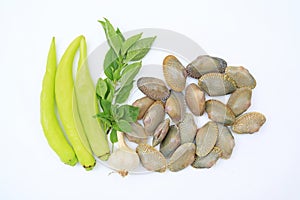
xmin=1 ymin=0 xmax=300 ymax=199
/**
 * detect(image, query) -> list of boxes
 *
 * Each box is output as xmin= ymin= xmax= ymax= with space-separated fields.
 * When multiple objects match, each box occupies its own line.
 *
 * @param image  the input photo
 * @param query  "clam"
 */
xmin=205 ymin=99 xmax=236 ymax=125
xmin=178 ymin=113 xmax=197 ymax=144
xmin=132 ymin=96 xmax=154 ymax=120
xmin=136 ymin=143 xmax=167 ymax=172
xmin=192 ymin=147 xmax=222 ymax=169
xmin=165 ymin=91 xmax=186 ymax=124
xmin=152 ymin=118 xmax=170 ymax=147
xmin=195 ymin=121 xmax=218 ymax=157
xmin=137 ymin=77 xmax=170 ymax=101
xmin=160 ymin=125 xmax=181 ymax=158
xmin=143 ymin=101 xmax=165 ymax=136
xmin=168 ymin=143 xmax=196 ymax=172
xmin=163 ymin=55 xmax=187 ymax=92
xmin=215 ymin=123 xmax=235 ymax=159
xmin=185 ymin=83 xmax=205 ymax=116
xmin=225 ymin=66 xmax=256 ymax=89
xmin=125 ymin=122 xmax=148 ymax=144
xmin=186 ymin=55 xmax=227 ymax=78
xmin=198 ymin=73 xmax=237 ymax=96
xmin=107 ymin=132 xmax=140 ymax=176
xmin=232 ymin=112 xmax=266 ymax=134
xmin=227 ymin=87 xmax=252 ymax=116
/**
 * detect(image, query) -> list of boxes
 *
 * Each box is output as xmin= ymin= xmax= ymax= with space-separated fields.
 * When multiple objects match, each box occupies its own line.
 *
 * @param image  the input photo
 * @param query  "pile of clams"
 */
xmin=112 ymin=55 xmax=266 ymax=175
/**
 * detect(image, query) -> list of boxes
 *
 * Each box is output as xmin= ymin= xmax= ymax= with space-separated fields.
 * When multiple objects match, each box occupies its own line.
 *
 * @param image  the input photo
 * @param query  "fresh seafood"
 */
xmin=132 ymin=96 xmax=154 ymax=120
xmin=225 ymin=66 xmax=256 ymax=89
xmin=163 ymin=55 xmax=187 ymax=92
xmin=137 ymin=77 xmax=170 ymax=101
xmin=168 ymin=143 xmax=196 ymax=172
xmin=152 ymin=119 xmax=170 ymax=147
xmin=192 ymin=147 xmax=222 ymax=169
xmin=143 ymin=101 xmax=165 ymax=136
xmin=195 ymin=121 xmax=218 ymax=157
xmin=178 ymin=113 xmax=197 ymax=144
xmin=232 ymin=112 xmax=266 ymax=134
xmin=136 ymin=143 xmax=167 ymax=172
xmin=125 ymin=122 xmax=148 ymax=144
xmin=165 ymin=91 xmax=186 ymax=124
xmin=205 ymin=99 xmax=236 ymax=125
xmin=198 ymin=73 xmax=237 ymax=96
xmin=227 ymin=87 xmax=252 ymax=116
xmin=160 ymin=125 xmax=181 ymax=158
xmin=215 ymin=123 xmax=235 ymax=159
xmin=185 ymin=83 xmax=205 ymax=116
xmin=186 ymin=55 xmax=227 ymax=78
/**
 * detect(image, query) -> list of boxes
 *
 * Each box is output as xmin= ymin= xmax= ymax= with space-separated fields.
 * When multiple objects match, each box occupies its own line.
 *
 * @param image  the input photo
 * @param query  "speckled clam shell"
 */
xmin=225 ymin=66 xmax=256 ymax=89
xmin=215 ymin=123 xmax=235 ymax=159
xmin=186 ymin=55 xmax=227 ymax=79
xmin=143 ymin=101 xmax=165 ymax=136
xmin=198 ymin=73 xmax=237 ymax=96
xmin=136 ymin=143 xmax=167 ymax=172
xmin=163 ymin=55 xmax=187 ymax=92
xmin=165 ymin=91 xmax=186 ymax=124
xmin=205 ymin=99 xmax=236 ymax=125
xmin=152 ymin=118 xmax=170 ymax=147
xmin=192 ymin=147 xmax=222 ymax=169
xmin=137 ymin=77 xmax=170 ymax=101
xmin=168 ymin=143 xmax=196 ymax=172
xmin=132 ymin=96 xmax=154 ymax=120
xmin=232 ymin=112 xmax=266 ymax=134
xmin=160 ymin=125 xmax=181 ymax=158
xmin=195 ymin=121 xmax=218 ymax=157
xmin=125 ymin=122 xmax=148 ymax=144
xmin=227 ymin=87 xmax=252 ymax=116
xmin=185 ymin=83 xmax=205 ymax=116
xmin=178 ymin=113 xmax=197 ymax=144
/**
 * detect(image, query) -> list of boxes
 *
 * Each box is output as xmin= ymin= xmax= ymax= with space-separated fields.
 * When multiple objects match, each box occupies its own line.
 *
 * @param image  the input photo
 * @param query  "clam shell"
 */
xmin=185 ymin=83 xmax=205 ymax=116
xmin=225 ymin=66 xmax=256 ymax=89
xmin=227 ymin=87 xmax=252 ymax=116
xmin=163 ymin=55 xmax=186 ymax=92
xmin=143 ymin=101 xmax=165 ymax=136
xmin=165 ymin=91 xmax=186 ymax=124
xmin=215 ymin=123 xmax=235 ymax=159
xmin=205 ymin=99 xmax=236 ymax=125
xmin=195 ymin=121 xmax=218 ymax=157
xmin=192 ymin=147 xmax=222 ymax=169
xmin=137 ymin=77 xmax=170 ymax=101
xmin=168 ymin=143 xmax=196 ymax=172
xmin=232 ymin=112 xmax=266 ymax=134
xmin=178 ymin=113 xmax=197 ymax=144
xmin=152 ymin=118 xmax=170 ymax=147
xmin=198 ymin=73 xmax=237 ymax=96
xmin=125 ymin=122 xmax=148 ymax=144
xmin=132 ymin=96 xmax=155 ymax=120
xmin=186 ymin=55 xmax=227 ymax=78
xmin=160 ymin=125 xmax=181 ymax=158
xmin=136 ymin=143 xmax=167 ymax=172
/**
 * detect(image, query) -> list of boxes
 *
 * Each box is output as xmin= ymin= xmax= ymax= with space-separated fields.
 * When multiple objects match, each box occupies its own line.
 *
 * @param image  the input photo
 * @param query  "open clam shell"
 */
xmin=152 ymin=118 xmax=170 ymax=147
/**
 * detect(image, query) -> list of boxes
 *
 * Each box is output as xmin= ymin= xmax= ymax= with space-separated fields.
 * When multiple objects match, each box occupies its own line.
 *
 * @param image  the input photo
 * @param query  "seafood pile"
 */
xmin=107 ymin=55 xmax=266 ymax=175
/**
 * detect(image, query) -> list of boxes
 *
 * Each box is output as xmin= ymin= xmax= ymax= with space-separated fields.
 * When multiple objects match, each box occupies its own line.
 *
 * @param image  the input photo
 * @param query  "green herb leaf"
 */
xmin=121 ymin=33 xmax=143 ymax=56
xmin=100 ymin=99 xmax=112 ymax=114
xmin=103 ymin=48 xmax=118 ymax=79
xmin=110 ymin=129 xmax=118 ymax=143
xmin=104 ymin=78 xmax=115 ymax=102
xmin=116 ymin=28 xmax=125 ymax=42
xmin=115 ymin=82 xmax=134 ymax=104
xmin=116 ymin=119 xmax=132 ymax=133
xmin=124 ymin=36 xmax=156 ymax=62
xmin=117 ymin=105 xmax=139 ymax=122
xmin=96 ymin=78 xmax=107 ymax=99
xmin=95 ymin=113 xmax=112 ymax=127
xmin=103 ymin=18 xmax=123 ymax=55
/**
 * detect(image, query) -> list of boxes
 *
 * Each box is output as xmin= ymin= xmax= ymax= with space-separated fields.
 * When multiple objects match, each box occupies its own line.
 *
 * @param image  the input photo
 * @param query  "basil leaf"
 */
xmin=116 ymin=120 xmax=132 ymax=133
xmin=121 ymin=33 xmax=143 ymax=56
xmin=110 ymin=129 xmax=118 ymax=143
xmin=96 ymin=78 xmax=107 ymax=99
xmin=103 ymin=18 xmax=123 ymax=55
xmin=103 ymin=48 xmax=118 ymax=79
xmin=95 ymin=112 xmax=112 ymax=127
xmin=115 ymin=82 xmax=134 ymax=104
xmin=121 ymin=61 xmax=142 ymax=76
xmin=116 ymin=28 xmax=125 ymax=42
xmin=118 ymin=105 xmax=139 ymax=122
xmin=113 ymin=67 xmax=122 ymax=81
xmin=100 ymin=99 xmax=112 ymax=114
xmin=124 ymin=36 xmax=156 ymax=62
xmin=104 ymin=78 xmax=114 ymax=101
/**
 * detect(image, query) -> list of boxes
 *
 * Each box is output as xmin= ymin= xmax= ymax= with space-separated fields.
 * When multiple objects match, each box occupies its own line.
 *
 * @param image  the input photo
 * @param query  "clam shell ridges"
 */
xmin=205 ymin=99 xmax=236 ymax=125
xmin=137 ymin=77 xmax=170 ymax=101
xmin=196 ymin=121 xmax=219 ymax=157
xmin=232 ymin=112 xmax=266 ymax=134
xmin=185 ymin=83 xmax=205 ymax=116
xmin=227 ymin=87 xmax=252 ymax=116
xmin=168 ymin=143 xmax=196 ymax=172
xmin=165 ymin=91 xmax=186 ymax=124
xmin=225 ymin=66 xmax=256 ymax=89
xmin=192 ymin=147 xmax=222 ymax=168
xmin=215 ymin=123 xmax=235 ymax=159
